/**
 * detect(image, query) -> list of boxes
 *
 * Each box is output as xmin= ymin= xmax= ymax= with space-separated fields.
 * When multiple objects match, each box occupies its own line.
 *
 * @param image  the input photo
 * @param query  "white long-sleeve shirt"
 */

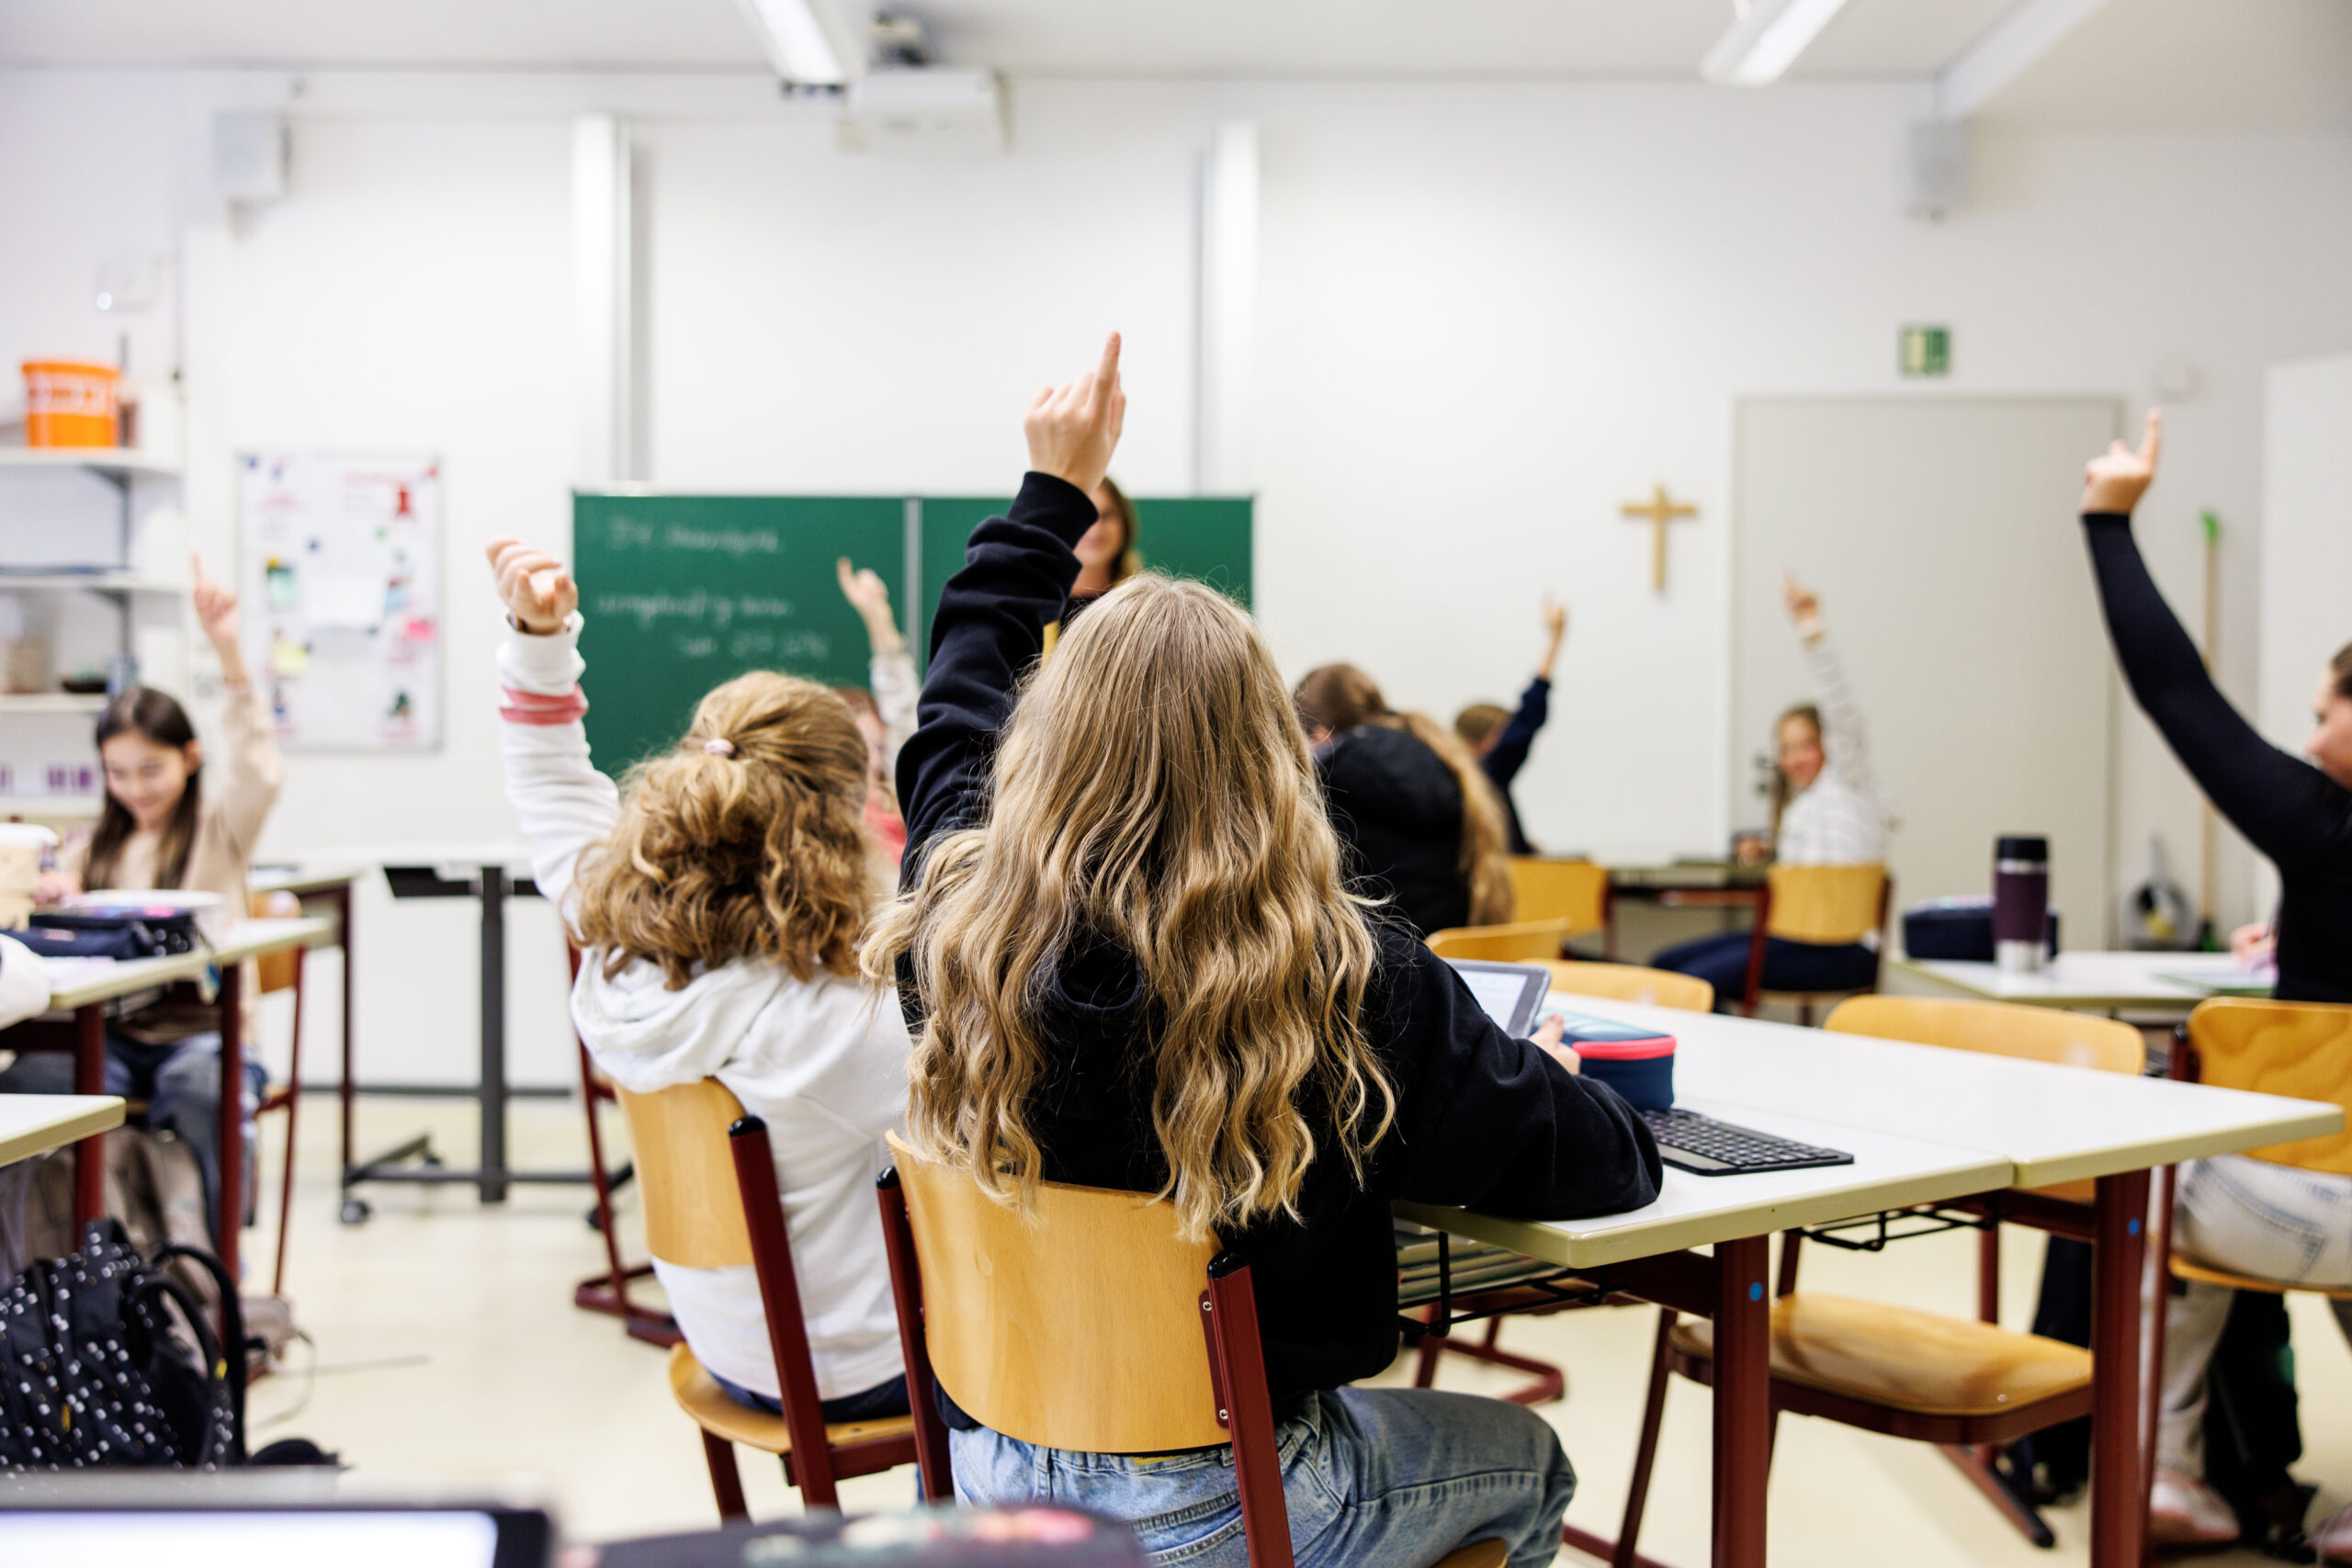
xmin=497 ymin=615 xmax=911 ymax=1403
xmin=1776 ymin=630 xmax=1892 ymax=867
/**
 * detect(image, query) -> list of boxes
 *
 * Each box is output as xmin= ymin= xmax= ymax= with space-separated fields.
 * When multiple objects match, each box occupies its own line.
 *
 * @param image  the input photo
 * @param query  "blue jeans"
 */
xmin=1650 ymin=931 xmax=1877 ymax=1011
xmin=950 ymin=1387 xmax=1574 ymax=1568
xmin=711 ymin=1371 xmax=912 ymax=1425
xmin=0 ymin=1030 xmax=265 ymax=1245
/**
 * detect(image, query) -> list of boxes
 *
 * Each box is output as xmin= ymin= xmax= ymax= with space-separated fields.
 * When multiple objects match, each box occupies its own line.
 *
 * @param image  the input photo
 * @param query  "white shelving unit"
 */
xmin=0 ymin=795 xmax=101 ymax=822
xmin=0 ymin=447 xmax=182 ymax=479
xmin=0 ymin=434 xmax=188 ymax=823
xmin=0 ymin=694 xmax=108 ymax=716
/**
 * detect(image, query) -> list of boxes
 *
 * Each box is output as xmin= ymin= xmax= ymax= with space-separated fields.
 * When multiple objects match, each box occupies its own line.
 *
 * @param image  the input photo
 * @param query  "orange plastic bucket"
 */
xmin=22 ymin=360 xmax=120 ymax=447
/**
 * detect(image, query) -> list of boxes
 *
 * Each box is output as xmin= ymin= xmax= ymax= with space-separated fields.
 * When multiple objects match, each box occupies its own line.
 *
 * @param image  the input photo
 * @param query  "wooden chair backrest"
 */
xmin=1506 ymin=859 xmax=1609 ymax=936
xmin=1547 ymin=960 xmax=1714 ymax=1015
xmin=1426 ymin=918 xmax=1573 ymax=964
xmin=1763 ymin=863 xmax=1887 ymax=946
xmin=1826 ymin=994 xmax=2143 ymax=1076
xmin=250 ymin=890 xmax=303 ymax=994
xmin=2187 ymin=998 xmax=2352 ymax=1175
xmin=615 ymin=1079 xmax=755 ymax=1268
xmin=887 ymin=1132 xmax=1227 ymax=1454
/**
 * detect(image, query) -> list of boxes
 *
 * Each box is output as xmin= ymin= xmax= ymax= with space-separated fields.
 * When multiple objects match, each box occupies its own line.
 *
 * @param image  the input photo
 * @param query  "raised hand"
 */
xmin=1023 ymin=333 xmax=1126 ymax=497
xmin=2083 ymin=408 xmax=2162 ymax=515
xmin=1782 ymin=574 xmax=1821 ymax=628
xmin=836 ymin=557 xmax=902 ymax=651
xmin=485 ymin=537 xmax=578 ymax=636
xmin=190 ymin=552 xmax=248 ymax=681
xmin=1537 ymin=596 xmax=1568 ymax=679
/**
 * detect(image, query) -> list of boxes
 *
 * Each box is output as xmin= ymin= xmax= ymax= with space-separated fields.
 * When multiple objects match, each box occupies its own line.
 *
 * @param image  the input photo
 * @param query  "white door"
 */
xmin=1730 ymin=397 xmax=2120 ymax=948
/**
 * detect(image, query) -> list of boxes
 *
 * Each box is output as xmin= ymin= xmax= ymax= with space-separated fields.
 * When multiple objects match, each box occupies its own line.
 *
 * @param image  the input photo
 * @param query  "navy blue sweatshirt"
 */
xmin=895 ymin=472 xmax=1662 ymax=1404
xmin=1480 ymin=676 xmax=1550 ymax=855
xmin=2084 ymin=513 xmax=2352 ymax=1003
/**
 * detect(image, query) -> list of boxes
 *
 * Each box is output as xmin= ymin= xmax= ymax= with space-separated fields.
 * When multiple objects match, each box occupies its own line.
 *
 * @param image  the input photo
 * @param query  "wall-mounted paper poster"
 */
xmin=238 ymin=453 xmax=442 ymax=751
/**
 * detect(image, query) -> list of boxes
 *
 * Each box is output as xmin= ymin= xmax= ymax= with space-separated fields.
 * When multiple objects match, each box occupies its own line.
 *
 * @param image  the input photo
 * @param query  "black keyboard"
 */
xmin=1639 ymin=1108 xmax=1855 ymax=1176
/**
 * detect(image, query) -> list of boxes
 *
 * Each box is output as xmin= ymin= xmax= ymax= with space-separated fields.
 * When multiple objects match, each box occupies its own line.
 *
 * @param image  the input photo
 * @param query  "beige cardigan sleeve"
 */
xmin=206 ymin=679 xmax=286 ymax=861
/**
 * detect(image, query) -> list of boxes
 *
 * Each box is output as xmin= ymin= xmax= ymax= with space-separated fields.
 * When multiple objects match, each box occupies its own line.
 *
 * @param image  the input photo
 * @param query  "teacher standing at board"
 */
xmin=2078 ymin=410 xmax=2352 ymax=1559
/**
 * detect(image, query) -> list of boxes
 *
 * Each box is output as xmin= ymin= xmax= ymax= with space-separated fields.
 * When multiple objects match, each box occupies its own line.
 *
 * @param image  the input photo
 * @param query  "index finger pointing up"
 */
xmin=2140 ymin=407 xmax=2164 ymax=468
xmin=1095 ymin=332 xmax=1122 ymax=392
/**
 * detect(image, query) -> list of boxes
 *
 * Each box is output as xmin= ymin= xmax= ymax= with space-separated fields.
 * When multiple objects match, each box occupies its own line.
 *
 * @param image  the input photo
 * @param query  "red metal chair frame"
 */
xmin=564 ymin=945 xmax=680 ymax=1347
xmin=698 ymin=1112 xmax=920 ymax=1517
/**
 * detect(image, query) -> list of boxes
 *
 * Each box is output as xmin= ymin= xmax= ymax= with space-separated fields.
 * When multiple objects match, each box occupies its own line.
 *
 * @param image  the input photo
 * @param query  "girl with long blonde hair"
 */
xmin=484 ymin=538 xmax=911 ymax=1427
xmin=866 ymin=336 xmax=1659 ymax=1567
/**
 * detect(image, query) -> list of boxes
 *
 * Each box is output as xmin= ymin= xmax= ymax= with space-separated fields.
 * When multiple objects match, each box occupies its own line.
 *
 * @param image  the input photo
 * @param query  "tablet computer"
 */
xmin=1442 ymin=959 xmax=1551 ymax=1038
xmin=0 ymin=1497 xmax=552 ymax=1568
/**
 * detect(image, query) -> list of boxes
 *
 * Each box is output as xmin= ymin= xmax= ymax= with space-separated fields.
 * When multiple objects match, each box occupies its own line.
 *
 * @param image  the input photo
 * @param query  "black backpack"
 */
xmin=0 ymin=1219 xmax=243 ymax=1470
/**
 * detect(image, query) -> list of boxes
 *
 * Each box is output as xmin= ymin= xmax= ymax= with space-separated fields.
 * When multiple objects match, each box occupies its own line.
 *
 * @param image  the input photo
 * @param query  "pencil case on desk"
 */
xmin=1561 ymin=1029 xmax=1676 ymax=1111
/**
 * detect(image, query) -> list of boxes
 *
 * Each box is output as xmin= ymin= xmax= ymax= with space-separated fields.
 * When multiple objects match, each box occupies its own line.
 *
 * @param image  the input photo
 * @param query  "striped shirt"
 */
xmin=1776 ymin=630 xmax=1891 ymax=866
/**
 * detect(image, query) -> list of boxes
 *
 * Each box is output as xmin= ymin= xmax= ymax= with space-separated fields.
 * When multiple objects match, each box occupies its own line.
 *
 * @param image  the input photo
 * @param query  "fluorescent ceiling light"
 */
xmin=733 ymin=0 xmax=864 ymax=85
xmin=1700 ymin=0 xmax=1855 ymax=86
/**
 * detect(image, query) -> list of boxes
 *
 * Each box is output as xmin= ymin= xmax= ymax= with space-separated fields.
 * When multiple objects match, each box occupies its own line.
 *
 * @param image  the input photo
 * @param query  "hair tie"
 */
xmin=702 ymin=738 xmax=735 ymax=757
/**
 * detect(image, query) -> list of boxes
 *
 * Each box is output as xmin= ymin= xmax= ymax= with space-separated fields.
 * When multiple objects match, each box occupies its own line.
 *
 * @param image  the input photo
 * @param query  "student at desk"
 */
xmin=1295 ymin=663 xmax=1514 ymax=937
xmin=870 ymin=336 xmax=1659 ymax=1568
xmin=2077 ymin=412 xmax=2352 ymax=1557
xmin=1652 ymin=577 xmax=1890 ymax=1006
xmin=0 ymin=561 xmax=280 ymax=1240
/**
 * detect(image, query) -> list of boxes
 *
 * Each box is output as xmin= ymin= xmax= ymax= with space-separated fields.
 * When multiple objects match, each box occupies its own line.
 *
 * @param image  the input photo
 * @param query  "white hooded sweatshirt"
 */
xmin=498 ymin=615 xmax=910 ymax=1403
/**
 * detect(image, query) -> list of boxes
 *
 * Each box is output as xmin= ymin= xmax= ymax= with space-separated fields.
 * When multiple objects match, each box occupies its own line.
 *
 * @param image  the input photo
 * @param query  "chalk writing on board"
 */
xmin=595 ymin=592 xmax=800 ymax=631
xmin=598 ymin=515 xmax=782 ymax=558
xmin=673 ymin=631 xmax=830 ymax=662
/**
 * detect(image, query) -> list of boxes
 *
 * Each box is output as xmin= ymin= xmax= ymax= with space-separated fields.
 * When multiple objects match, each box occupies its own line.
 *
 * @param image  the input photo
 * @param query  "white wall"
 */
xmin=4 ymin=69 xmax=2349 ymax=1081
xmin=2254 ymin=351 xmax=2352 ymax=919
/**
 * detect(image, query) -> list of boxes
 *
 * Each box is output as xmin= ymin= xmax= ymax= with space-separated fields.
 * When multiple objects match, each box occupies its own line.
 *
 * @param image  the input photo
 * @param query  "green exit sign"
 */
xmin=1900 ymin=324 xmax=1951 ymax=378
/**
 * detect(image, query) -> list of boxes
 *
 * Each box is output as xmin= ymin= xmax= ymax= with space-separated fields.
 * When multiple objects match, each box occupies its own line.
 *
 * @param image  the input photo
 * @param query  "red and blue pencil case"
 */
xmin=1543 ymin=1009 xmax=1677 ymax=1111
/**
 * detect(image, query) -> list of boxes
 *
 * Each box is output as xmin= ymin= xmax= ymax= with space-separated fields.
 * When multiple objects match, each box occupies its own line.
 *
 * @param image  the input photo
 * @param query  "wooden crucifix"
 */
xmin=1621 ymin=483 xmax=1697 ymax=593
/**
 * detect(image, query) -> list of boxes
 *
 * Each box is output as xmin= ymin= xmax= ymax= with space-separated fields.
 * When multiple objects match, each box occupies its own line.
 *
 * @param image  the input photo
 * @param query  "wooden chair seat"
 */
xmin=1669 ymin=1293 xmax=2091 ymax=1419
xmin=666 ymin=1343 xmax=918 ymax=1456
xmin=2170 ymin=1256 xmax=2352 ymax=1303
xmin=1434 ymin=1543 xmax=1508 ymax=1568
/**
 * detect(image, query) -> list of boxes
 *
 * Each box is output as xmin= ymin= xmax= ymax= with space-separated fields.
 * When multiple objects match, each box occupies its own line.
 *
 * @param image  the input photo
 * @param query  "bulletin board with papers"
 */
xmin=238 ymin=453 xmax=442 ymax=751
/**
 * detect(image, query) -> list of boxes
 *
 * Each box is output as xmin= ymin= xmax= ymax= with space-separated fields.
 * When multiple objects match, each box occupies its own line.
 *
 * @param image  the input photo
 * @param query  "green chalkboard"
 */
xmin=571 ymin=493 xmax=909 ymax=773
xmin=570 ymin=491 xmax=1251 ymax=777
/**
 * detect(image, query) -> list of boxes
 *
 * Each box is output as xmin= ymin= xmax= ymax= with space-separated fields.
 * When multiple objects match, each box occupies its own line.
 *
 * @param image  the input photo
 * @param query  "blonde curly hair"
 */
xmin=575 ymin=671 xmax=874 ymax=988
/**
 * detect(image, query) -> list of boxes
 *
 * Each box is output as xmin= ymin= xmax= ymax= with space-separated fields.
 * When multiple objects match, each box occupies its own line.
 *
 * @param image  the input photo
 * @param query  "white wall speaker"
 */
xmin=212 ymin=111 xmax=288 ymax=204
xmin=1906 ymin=119 xmax=1969 ymax=219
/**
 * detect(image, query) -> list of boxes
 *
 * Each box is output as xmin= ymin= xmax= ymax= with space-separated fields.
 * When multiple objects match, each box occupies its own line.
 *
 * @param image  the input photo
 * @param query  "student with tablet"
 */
xmin=870 ymin=335 xmax=1658 ymax=1567
xmin=2076 ymin=412 xmax=2352 ymax=1557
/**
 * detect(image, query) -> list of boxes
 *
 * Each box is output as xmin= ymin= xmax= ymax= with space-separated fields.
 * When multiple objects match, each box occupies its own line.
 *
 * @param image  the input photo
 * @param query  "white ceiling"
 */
xmin=0 ymin=0 xmax=2344 ymax=127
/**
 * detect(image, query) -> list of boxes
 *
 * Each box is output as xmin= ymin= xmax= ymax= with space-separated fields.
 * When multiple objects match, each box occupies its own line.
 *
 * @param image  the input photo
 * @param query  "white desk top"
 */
xmin=1397 ymin=1100 xmax=2009 ymax=1269
xmin=1889 ymin=951 xmax=2266 ymax=1011
xmin=304 ymin=840 xmax=536 ymax=877
xmin=250 ymin=863 xmax=367 ymax=897
xmin=1547 ymin=994 xmax=2344 ymax=1189
xmin=41 ymin=917 xmax=337 ymax=1010
xmin=0 ymin=1095 xmax=124 ymax=1166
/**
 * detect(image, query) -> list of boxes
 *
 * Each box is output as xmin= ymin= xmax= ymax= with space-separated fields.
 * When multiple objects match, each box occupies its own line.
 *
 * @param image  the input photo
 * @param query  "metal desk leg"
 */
xmin=73 ymin=1002 xmax=107 ymax=1227
xmin=2089 ymin=1168 xmax=2151 ymax=1568
xmin=215 ymin=963 xmax=244 ymax=1284
xmin=479 ymin=865 xmax=508 ymax=1204
xmin=1712 ymin=1234 xmax=1770 ymax=1568
xmin=334 ymin=881 xmax=356 ymax=1192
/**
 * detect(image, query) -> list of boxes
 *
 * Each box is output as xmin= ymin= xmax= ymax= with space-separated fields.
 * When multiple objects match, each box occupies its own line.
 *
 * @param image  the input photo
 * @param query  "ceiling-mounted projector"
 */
xmin=839 ymin=67 xmax=1004 ymax=156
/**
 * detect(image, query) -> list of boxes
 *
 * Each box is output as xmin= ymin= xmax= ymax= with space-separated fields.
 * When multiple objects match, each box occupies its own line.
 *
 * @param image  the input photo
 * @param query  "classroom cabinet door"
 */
xmin=1729 ymin=397 xmax=2121 ymax=948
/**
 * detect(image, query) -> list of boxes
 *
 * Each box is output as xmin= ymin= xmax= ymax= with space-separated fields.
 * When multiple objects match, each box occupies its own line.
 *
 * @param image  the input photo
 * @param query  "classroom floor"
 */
xmin=243 ymin=1093 xmax=2352 ymax=1562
